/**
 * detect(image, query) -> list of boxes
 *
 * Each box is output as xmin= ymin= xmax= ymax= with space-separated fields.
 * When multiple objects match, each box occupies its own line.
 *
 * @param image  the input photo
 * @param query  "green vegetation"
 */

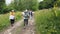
xmin=39 ymin=0 xmax=60 ymax=10
xmin=14 ymin=0 xmax=39 ymax=11
xmin=0 ymin=12 xmax=22 ymax=31
xmin=0 ymin=0 xmax=38 ymax=14
xmin=39 ymin=0 xmax=57 ymax=9
xmin=35 ymin=8 xmax=60 ymax=34
xmin=1 ymin=0 xmax=60 ymax=34
xmin=0 ymin=0 xmax=5 ymax=14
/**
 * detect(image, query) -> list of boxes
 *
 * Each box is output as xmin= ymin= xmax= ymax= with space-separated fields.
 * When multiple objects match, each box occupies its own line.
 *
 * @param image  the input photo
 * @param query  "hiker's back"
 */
xmin=23 ymin=9 xmax=29 ymax=26
xmin=29 ymin=11 xmax=33 ymax=16
xmin=24 ymin=11 xmax=29 ymax=19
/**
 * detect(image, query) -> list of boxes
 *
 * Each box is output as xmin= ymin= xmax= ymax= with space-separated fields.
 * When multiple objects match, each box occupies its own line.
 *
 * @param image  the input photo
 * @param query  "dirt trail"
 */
xmin=1 ymin=20 xmax=23 ymax=34
xmin=20 ymin=18 xmax=35 ymax=34
xmin=0 ymin=19 xmax=35 ymax=34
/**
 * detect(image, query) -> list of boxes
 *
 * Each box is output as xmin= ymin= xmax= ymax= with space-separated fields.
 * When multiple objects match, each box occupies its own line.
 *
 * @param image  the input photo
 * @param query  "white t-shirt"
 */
xmin=9 ymin=15 xmax=15 ymax=19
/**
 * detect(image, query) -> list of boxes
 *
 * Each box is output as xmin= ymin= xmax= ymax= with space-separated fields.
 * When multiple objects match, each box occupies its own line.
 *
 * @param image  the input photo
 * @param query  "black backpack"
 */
xmin=29 ymin=11 xmax=33 ymax=16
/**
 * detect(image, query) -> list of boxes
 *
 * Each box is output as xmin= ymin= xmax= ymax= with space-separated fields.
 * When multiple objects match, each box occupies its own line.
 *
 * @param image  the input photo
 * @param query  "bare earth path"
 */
xmin=1 ymin=14 xmax=35 ymax=34
xmin=19 ymin=18 xmax=35 ymax=34
xmin=2 ymin=19 xmax=23 ymax=34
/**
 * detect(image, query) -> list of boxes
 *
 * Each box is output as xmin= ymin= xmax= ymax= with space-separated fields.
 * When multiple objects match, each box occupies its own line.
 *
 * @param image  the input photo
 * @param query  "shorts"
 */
xmin=24 ymin=19 xmax=28 ymax=26
xmin=10 ymin=19 xmax=15 ymax=25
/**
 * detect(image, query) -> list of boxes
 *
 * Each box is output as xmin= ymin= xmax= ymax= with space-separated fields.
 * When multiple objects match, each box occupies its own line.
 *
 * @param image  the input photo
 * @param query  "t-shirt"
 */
xmin=29 ymin=11 xmax=33 ymax=16
xmin=9 ymin=15 xmax=15 ymax=19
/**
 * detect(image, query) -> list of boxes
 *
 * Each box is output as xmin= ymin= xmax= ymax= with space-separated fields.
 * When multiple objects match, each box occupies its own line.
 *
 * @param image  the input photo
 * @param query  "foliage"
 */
xmin=35 ymin=8 xmax=60 ymax=34
xmin=14 ymin=0 xmax=39 ymax=11
xmin=0 ymin=0 xmax=14 ymax=14
xmin=0 ymin=0 xmax=5 ymax=14
xmin=39 ymin=0 xmax=57 ymax=9
xmin=56 ymin=0 xmax=60 ymax=7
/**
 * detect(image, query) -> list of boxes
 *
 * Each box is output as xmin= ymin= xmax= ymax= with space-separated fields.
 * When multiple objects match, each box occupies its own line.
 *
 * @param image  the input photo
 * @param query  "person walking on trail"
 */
xmin=22 ymin=9 xmax=29 ymax=26
xmin=9 ymin=10 xmax=15 ymax=27
xmin=29 ymin=10 xmax=33 ymax=20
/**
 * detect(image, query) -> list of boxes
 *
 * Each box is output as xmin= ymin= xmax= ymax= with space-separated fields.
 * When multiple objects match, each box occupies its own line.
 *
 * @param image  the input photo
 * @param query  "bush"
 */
xmin=0 ymin=4 xmax=15 ymax=14
xmin=35 ymin=8 xmax=60 ymax=34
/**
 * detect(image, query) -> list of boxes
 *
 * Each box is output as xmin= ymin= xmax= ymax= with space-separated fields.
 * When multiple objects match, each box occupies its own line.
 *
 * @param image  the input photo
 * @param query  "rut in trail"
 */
xmin=1 ymin=20 xmax=23 ymax=34
xmin=19 ymin=18 xmax=35 ymax=34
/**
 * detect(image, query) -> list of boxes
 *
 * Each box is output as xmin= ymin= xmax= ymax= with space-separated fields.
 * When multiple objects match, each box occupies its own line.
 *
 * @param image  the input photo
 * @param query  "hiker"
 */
xmin=9 ymin=10 xmax=15 ymax=26
xmin=22 ymin=9 xmax=29 ymax=26
xmin=29 ymin=10 xmax=33 ymax=20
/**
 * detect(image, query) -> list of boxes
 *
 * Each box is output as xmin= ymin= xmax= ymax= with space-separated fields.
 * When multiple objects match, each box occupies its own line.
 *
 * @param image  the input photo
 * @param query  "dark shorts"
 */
xmin=10 ymin=19 xmax=15 ymax=25
xmin=24 ymin=19 xmax=28 ymax=26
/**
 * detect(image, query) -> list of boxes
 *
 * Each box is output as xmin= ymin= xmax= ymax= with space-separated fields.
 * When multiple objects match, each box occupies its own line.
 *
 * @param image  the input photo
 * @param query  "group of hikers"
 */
xmin=9 ymin=9 xmax=33 ymax=27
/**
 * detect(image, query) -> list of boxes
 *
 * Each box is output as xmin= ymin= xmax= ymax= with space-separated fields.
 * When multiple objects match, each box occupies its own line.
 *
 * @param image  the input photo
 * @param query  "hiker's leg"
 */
xmin=12 ymin=19 xmax=15 ymax=26
xmin=24 ymin=19 xmax=27 ymax=29
xmin=24 ymin=19 xmax=26 ymax=26
xmin=26 ymin=19 xmax=28 ymax=25
xmin=30 ymin=15 xmax=31 ymax=19
xmin=10 ymin=19 xmax=13 ymax=26
xmin=30 ymin=15 xmax=32 ymax=20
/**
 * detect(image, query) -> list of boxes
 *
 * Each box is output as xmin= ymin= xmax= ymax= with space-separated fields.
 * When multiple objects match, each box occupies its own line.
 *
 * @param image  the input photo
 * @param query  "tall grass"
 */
xmin=0 ymin=12 xmax=22 ymax=31
xmin=35 ymin=8 xmax=60 ymax=34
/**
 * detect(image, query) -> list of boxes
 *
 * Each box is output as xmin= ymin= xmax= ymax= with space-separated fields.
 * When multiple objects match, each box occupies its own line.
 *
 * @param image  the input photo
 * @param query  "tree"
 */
xmin=56 ymin=0 xmax=60 ymax=7
xmin=39 ymin=0 xmax=57 ymax=9
xmin=0 ymin=0 xmax=5 ymax=14
xmin=14 ymin=0 xmax=39 ymax=11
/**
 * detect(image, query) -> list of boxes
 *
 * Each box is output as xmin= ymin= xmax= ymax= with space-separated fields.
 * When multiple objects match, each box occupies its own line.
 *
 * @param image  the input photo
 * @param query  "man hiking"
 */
xmin=22 ymin=9 xmax=29 ymax=26
xmin=29 ymin=10 xmax=33 ymax=20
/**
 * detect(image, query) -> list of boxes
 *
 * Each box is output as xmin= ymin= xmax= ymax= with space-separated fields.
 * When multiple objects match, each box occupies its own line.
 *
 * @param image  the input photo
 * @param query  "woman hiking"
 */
xmin=9 ymin=10 xmax=15 ymax=27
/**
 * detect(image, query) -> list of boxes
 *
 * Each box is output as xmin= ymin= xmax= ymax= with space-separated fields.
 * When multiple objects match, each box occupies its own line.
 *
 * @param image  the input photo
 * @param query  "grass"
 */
xmin=35 ymin=8 xmax=60 ymax=34
xmin=0 ymin=12 xmax=22 ymax=31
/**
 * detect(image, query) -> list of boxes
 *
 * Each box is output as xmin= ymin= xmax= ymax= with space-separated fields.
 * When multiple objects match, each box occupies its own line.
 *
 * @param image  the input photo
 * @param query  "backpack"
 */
xmin=29 ymin=11 xmax=33 ymax=16
xmin=24 ymin=12 xmax=29 ymax=19
xmin=31 ymin=12 xmax=32 ymax=16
